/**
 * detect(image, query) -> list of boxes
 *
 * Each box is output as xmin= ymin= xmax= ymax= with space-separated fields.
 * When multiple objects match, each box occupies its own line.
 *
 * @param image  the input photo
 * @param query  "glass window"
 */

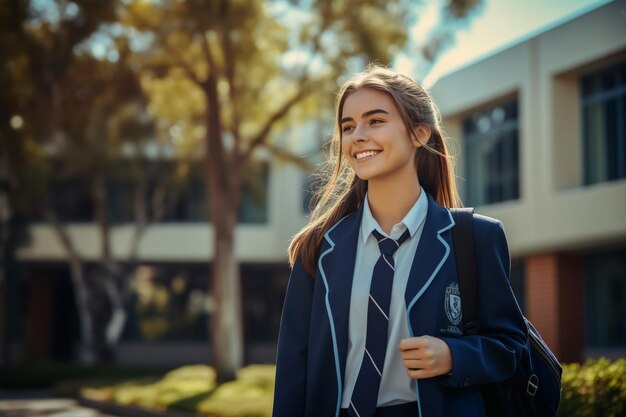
xmin=122 ymin=264 xmax=210 ymax=342
xmin=302 ymin=174 xmax=320 ymax=213
xmin=39 ymin=159 xmax=270 ymax=224
xmin=121 ymin=263 xmax=289 ymax=344
xmin=48 ymin=179 xmax=94 ymax=222
xmin=462 ymin=100 xmax=519 ymax=206
xmin=581 ymin=61 xmax=626 ymax=185
xmin=241 ymin=264 xmax=289 ymax=343
xmin=585 ymin=251 xmax=626 ymax=347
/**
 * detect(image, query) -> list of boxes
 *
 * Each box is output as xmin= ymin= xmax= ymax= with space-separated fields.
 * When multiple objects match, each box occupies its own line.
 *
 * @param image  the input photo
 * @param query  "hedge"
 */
xmin=77 ymin=358 xmax=626 ymax=417
xmin=558 ymin=358 xmax=626 ymax=417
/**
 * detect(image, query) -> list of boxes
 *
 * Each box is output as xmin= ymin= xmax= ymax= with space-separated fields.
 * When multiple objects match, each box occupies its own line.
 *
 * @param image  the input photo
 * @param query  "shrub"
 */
xmin=81 ymin=364 xmax=274 ymax=417
xmin=196 ymin=365 xmax=274 ymax=417
xmin=558 ymin=358 xmax=626 ymax=417
xmin=79 ymin=359 xmax=626 ymax=417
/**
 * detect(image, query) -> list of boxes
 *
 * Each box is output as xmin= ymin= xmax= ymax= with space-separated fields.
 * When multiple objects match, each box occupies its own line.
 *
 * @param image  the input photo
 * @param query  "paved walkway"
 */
xmin=0 ymin=398 xmax=122 ymax=417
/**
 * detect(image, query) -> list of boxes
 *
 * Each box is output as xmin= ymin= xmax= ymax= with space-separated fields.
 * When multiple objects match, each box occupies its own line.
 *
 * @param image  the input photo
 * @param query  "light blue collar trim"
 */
xmin=360 ymin=187 xmax=428 ymax=244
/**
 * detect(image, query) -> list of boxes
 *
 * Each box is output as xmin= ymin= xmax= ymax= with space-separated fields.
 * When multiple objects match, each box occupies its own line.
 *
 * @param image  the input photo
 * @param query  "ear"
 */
xmin=411 ymin=125 xmax=431 ymax=148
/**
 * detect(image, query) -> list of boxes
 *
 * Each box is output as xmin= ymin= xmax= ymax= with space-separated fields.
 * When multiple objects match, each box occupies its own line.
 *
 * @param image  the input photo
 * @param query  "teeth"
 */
xmin=355 ymin=150 xmax=380 ymax=160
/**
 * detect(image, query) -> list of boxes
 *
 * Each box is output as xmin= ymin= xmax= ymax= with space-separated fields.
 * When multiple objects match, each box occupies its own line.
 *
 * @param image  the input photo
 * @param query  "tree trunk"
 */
xmin=203 ymin=71 xmax=244 ymax=382
xmin=210 ymin=184 xmax=243 ymax=382
xmin=0 ymin=149 xmax=13 ymax=365
xmin=46 ymin=212 xmax=95 ymax=363
xmin=98 ymin=265 xmax=126 ymax=361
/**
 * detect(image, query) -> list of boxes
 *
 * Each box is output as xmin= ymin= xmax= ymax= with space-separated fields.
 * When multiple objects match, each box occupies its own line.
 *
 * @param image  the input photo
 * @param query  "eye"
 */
xmin=342 ymin=125 xmax=354 ymax=133
xmin=370 ymin=119 xmax=384 ymax=125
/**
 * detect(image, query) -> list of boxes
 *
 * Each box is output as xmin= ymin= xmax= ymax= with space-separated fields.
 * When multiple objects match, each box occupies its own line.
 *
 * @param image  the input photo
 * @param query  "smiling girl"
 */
xmin=272 ymin=66 xmax=527 ymax=417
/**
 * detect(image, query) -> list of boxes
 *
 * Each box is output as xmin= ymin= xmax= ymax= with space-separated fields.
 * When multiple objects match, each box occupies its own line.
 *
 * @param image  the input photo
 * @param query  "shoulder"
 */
xmin=472 ymin=213 xmax=504 ymax=234
xmin=469 ymin=213 xmax=510 ymax=259
xmin=448 ymin=206 xmax=505 ymax=240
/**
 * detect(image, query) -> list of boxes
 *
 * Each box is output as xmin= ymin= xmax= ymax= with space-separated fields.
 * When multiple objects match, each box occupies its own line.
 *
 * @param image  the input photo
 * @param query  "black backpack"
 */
xmin=451 ymin=208 xmax=562 ymax=417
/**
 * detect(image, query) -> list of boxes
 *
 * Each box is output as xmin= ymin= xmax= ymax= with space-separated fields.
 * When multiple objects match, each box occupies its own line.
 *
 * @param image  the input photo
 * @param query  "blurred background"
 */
xmin=0 ymin=0 xmax=624 ymax=388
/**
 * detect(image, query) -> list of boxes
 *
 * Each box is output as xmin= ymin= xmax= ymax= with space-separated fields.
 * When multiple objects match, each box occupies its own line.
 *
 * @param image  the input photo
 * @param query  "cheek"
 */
xmin=341 ymin=138 xmax=350 ymax=157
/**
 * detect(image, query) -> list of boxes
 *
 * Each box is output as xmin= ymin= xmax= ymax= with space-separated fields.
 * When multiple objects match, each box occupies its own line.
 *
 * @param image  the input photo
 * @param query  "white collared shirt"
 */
xmin=341 ymin=188 xmax=428 ymax=407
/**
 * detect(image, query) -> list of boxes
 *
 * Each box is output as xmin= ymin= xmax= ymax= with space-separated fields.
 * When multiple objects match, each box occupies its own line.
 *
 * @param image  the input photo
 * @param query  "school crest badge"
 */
xmin=445 ymin=282 xmax=462 ymax=326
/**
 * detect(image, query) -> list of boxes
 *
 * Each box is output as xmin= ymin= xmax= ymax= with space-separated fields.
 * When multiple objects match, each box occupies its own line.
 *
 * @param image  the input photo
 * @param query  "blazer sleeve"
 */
xmin=272 ymin=256 xmax=314 ymax=417
xmin=440 ymin=219 xmax=528 ymax=388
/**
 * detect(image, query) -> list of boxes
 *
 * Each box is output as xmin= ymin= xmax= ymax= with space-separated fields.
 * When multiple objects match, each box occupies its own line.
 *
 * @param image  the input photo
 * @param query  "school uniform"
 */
xmin=273 ymin=192 xmax=527 ymax=417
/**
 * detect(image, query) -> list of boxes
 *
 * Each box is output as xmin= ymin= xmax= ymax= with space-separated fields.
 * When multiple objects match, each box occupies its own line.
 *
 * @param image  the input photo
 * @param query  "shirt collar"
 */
xmin=360 ymin=187 xmax=428 ymax=244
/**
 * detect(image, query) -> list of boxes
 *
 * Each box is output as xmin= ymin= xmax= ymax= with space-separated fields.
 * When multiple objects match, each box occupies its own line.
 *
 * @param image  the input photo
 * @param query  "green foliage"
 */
xmin=2 ymin=0 xmax=484 ymax=380
xmin=75 ymin=360 xmax=626 ymax=417
xmin=81 ymin=364 xmax=274 ymax=417
xmin=106 ymin=365 xmax=217 ymax=410
xmin=196 ymin=365 xmax=275 ymax=417
xmin=558 ymin=358 xmax=626 ymax=417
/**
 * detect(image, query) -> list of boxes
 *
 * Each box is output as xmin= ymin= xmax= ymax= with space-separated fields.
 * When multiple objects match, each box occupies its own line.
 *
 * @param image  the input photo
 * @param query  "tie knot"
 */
xmin=372 ymin=229 xmax=410 ymax=256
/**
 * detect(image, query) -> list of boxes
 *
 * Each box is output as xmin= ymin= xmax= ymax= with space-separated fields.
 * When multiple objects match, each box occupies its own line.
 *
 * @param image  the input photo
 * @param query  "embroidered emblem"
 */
xmin=445 ymin=282 xmax=462 ymax=326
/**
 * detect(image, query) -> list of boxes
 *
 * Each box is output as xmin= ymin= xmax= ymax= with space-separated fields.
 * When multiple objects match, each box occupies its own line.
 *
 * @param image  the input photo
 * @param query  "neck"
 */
xmin=367 ymin=177 xmax=421 ymax=234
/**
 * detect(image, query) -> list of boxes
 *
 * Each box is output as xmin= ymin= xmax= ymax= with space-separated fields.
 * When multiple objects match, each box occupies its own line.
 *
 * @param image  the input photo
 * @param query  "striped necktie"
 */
xmin=349 ymin=228 xmax=411 ymax=417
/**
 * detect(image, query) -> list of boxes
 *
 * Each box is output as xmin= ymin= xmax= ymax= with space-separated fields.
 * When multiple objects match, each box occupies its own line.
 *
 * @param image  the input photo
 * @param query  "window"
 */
xmin=48 ymin=179 xmax=94 ymax=222
xmin=302 ymin=174 xmax=320 ymax=213
xmin=585 ymin=251 xmax=626 ymax=347
xmin=121 ymin=263 xmax=289 ymax=344
xmin=241 ymin=264 xmax=290 ymax=343
xmin=462 ymin=100 xmax=519 ymax=206
xmin=39 ymin=159 xmax=270 ymax=224
xmin=122 ymin=264 xmax=210 ymax=342
xmin=581 ymin=61 xmax=626 ymax=185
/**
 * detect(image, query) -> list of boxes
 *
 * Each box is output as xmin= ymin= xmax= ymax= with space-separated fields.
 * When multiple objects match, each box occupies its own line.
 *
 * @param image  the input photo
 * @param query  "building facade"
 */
xmin=7 ymin=124 xmax=322 ymax=368
xmin=429 ymin=0 xmax=626 ymax=362
xmin=5 ymin=1 xmax=625 ymax=369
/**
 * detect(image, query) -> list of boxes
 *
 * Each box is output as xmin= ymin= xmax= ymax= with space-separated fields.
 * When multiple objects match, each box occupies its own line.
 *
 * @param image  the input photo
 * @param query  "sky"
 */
xmin=419 ymin=0 xmax=613 ymax=88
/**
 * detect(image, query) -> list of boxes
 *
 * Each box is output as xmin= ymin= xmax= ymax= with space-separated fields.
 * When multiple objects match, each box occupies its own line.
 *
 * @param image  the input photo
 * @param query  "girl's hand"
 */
xmin=398 ymin=336 xmax=452 ymax=379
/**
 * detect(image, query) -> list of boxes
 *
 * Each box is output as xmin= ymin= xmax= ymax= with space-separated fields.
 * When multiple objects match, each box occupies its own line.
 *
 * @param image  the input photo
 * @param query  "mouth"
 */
xmin=354 ymin=150 xmax=382 ymax=160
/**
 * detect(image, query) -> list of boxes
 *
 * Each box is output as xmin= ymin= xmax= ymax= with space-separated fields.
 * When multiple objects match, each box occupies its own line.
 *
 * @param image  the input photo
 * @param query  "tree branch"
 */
xmin=218 ymin=3 xmax=243 ymax=158
xmin=133 ymin=10 xmax=202 ymax=86
xmin=261 ymin=142 xmax=316 ymax=172
xmin=240 ymin=77 xmax=320 ymax=164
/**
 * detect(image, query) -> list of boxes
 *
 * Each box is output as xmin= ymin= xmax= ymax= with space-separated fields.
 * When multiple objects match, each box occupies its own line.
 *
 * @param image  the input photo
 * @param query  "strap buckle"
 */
xmin=527 ymin=374 xmax=539 ymax=396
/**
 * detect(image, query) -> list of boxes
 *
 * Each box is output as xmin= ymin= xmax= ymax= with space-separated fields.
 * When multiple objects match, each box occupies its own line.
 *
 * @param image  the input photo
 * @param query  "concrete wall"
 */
xmin=17 ymin=161 xmax=309 ymax=262
xmin=430 ymin=0 xmax=626 ymax=258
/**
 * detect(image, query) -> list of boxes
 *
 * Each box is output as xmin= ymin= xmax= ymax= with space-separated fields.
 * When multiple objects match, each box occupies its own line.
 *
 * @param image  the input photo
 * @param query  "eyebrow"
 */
xmin=340 ymin=108 xmax=389 ymax=125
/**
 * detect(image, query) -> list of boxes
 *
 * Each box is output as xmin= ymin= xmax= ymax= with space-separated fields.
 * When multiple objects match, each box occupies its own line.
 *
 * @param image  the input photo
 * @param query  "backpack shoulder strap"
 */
xmin=451 ymin=208 xmax=480 ymax=336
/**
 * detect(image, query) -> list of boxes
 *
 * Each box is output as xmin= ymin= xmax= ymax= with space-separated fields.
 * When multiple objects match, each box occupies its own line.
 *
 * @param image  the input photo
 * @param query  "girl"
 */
xmin=272 ymin=66 xmax=527 ymax=417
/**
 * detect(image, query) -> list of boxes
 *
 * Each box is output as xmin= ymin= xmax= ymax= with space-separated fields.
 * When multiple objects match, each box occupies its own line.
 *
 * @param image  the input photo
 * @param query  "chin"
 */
xmin=354 ymin=171 xmax=379 ymax=182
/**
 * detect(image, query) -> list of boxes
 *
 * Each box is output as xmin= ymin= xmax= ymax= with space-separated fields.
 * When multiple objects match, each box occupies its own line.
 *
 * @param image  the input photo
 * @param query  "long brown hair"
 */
xmin=289 ymin=65 xmax=461 ymax=275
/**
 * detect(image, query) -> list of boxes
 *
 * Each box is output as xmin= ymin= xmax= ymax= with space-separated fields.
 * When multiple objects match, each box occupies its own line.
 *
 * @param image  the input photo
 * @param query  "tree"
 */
xmin=121 ymin=0 xmax=482 ymax=382
xmin=0 ymin=0 xmax=194 ymax=362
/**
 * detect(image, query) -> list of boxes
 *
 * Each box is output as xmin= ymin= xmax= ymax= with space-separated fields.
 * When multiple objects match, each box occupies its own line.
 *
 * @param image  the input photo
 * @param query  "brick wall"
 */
xmin=525 ymin=253 xmax=584 ymax=363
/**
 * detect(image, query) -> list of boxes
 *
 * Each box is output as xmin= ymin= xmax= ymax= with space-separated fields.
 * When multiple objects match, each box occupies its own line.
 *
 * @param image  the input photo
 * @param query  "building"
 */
xmin=429 ymin=0 xmax=626 ymax=362
xmin=5 ymin=1 xmax=625 ymax=369
xmin=6 ymin=122 xmax=324 ymax=368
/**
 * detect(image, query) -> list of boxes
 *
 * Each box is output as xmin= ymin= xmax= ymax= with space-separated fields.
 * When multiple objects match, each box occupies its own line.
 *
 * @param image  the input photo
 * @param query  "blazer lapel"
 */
xmin=405 ymin=194 xmax=455 ymax=324
xmin=318 ymin=205 xmax=363 ymax=388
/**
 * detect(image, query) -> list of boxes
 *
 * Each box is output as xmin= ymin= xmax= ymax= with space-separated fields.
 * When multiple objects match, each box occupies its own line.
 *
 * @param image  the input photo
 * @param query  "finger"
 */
xmin=402 ymin=359 xmax=423 ymax=369
xmin=399 ymin=336 xmax=427 ymax=351
xmin=400 ymin=345 xmax=434 ymax=359
xmin=398 ymin=337 xmax=418 ymax=351
xmin=399 ymin=348 xmax=421 ymax=360
xmin=406 ymin=368 xmax=433 ymax=380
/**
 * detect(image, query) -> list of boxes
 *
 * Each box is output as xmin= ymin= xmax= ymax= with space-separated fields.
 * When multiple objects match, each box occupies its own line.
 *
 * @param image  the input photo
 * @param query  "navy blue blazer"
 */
xmin=273 ymin=194 xmax=527 ymax=417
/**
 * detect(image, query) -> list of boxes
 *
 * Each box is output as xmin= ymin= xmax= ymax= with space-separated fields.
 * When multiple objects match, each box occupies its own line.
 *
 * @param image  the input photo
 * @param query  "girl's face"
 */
xmin=340 ymin=88 xmax=420 ymax=184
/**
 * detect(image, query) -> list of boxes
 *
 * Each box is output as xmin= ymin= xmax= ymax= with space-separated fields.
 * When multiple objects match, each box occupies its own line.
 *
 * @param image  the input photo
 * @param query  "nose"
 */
xmin=352 ymin=125 xmax=367 ymax=142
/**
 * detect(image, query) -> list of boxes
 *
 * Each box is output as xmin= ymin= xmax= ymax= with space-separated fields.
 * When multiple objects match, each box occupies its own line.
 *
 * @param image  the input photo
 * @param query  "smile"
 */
xmin=355 ymin=150 xmax=381 ymax=160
